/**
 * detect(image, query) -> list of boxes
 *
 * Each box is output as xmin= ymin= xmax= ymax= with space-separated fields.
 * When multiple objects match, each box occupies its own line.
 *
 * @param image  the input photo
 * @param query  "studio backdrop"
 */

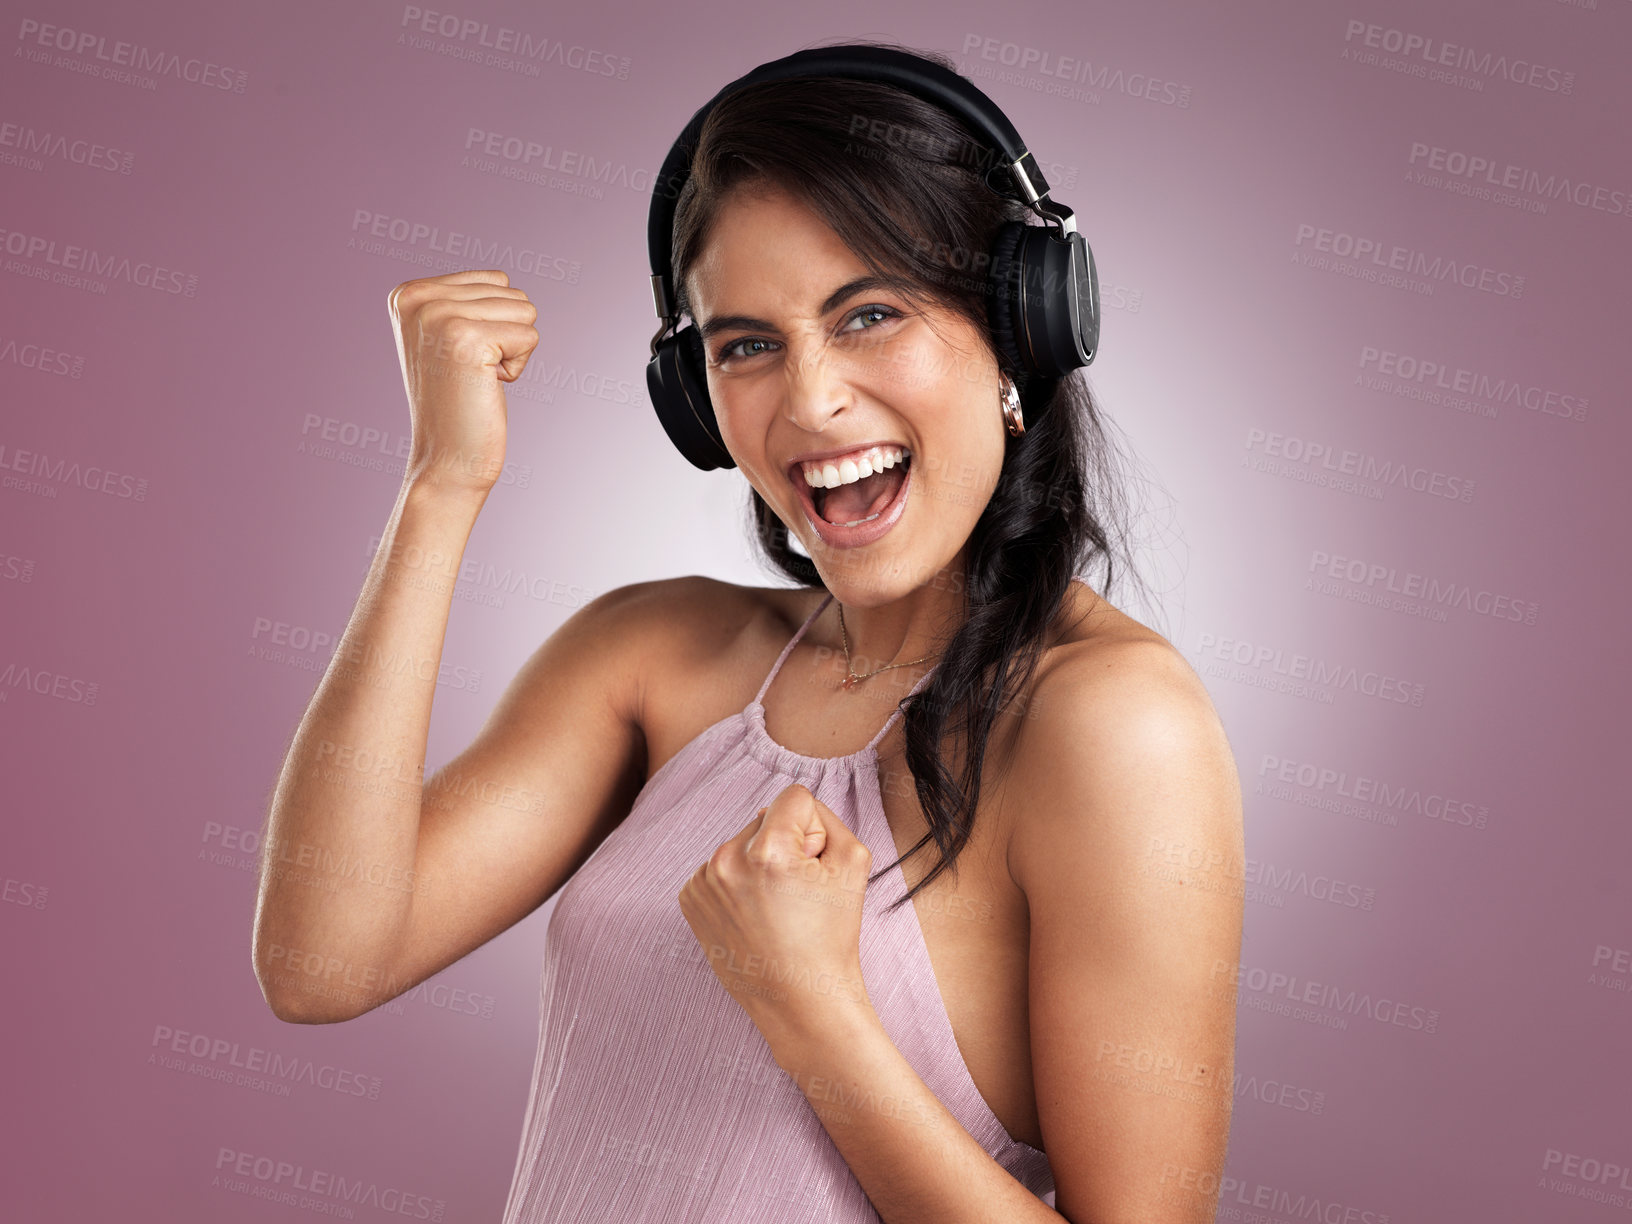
xmin=2 ymin=0 xmax=1625 ymax=1220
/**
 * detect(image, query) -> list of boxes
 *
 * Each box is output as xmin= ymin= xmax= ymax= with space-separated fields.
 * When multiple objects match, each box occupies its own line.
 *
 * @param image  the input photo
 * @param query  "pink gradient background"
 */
xmin=3 ymin=1 xmax=1627 ymax=1220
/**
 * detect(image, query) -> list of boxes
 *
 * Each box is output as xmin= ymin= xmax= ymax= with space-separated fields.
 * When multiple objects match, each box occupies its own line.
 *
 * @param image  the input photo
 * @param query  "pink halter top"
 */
xmin=501 ymin=588 xmax=1055 ymax=1222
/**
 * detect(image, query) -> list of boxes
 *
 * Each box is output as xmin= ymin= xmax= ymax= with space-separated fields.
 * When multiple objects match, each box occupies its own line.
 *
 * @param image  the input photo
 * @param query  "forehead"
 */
xmin=686 ymin=184 xmax=867 ymax=315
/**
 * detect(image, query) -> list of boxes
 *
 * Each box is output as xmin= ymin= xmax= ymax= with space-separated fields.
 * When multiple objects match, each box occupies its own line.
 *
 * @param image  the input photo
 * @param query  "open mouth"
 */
xmin=809 ymin=451 xmax=911 ymax=527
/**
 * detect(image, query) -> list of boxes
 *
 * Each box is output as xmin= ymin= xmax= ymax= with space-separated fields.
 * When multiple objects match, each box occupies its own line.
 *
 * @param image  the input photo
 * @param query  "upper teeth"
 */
xmin=800 ymin=445 xmax=909 ymax=489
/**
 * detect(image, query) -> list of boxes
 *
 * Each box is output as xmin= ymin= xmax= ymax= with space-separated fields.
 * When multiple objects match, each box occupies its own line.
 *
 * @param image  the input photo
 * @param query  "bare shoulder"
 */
xmin=1006 ymin=581 xmax=1243 ymax=884
xmin=1035 ymin=581 xmax=1216 ymax=725
xmin=586 ymin=574 xmax=760 ymax=684
xmin=631 ymin=575 xmax=809 ymax=664
xmin=602 ymin=575 xmax=811 ymax=728
xmin=615 ymin=574 xmax=766 ymax=650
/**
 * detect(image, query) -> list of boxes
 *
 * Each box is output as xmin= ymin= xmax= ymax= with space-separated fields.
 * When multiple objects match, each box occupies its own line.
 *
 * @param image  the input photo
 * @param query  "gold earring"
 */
xmin=1000 ymin=376 xmax=1025 ymax=436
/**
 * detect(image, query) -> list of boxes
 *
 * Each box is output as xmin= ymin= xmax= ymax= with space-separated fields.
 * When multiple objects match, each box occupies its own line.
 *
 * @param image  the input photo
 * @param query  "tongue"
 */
xmin=818 ymin=464 xmax=906 ymax=525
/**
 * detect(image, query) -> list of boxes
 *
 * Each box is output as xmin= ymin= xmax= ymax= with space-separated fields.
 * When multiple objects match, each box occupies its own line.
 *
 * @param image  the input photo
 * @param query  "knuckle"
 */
xmin=440 ymin=316 xmax=484 ymax=345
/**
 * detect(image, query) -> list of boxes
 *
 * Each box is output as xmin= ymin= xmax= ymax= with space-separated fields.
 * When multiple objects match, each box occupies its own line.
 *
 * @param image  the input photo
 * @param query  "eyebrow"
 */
xmin=695 ymin=275 xmax=901 ymax=342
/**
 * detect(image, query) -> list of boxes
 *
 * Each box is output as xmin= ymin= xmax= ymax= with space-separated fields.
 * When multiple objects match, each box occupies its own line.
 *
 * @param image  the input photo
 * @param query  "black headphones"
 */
xmin=645 ymin=44 xmax=1100 ymax=471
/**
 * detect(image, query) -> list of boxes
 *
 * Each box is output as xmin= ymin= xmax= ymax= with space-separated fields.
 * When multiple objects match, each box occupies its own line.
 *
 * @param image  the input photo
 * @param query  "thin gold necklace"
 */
xmin=836 ymin=603 xmax=938 ymax=690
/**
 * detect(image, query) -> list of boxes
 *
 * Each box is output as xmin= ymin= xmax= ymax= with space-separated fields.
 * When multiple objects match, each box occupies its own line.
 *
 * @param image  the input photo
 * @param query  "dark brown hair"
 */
xmin=669 ymin=38 xmax=1155 ymax=912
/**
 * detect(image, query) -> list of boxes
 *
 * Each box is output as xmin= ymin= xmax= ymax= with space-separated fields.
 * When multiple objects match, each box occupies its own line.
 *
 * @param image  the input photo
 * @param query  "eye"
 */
xmin=841 ymin=304 xmax=900 ymax=334
xmin=712 ymin=304 xmax=902 ymax=366
xmin=716 ymin=336 xmax=775 ymax=363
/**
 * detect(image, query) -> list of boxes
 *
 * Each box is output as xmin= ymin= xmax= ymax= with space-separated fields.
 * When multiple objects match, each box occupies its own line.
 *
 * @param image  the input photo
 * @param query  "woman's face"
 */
xmin=685 ymin=182 xmax=1007 ymax=604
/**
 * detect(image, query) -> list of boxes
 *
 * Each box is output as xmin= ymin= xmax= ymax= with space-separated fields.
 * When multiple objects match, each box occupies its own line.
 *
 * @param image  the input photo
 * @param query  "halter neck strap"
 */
xmin=753 ymin=590 xmax=940 ymax=752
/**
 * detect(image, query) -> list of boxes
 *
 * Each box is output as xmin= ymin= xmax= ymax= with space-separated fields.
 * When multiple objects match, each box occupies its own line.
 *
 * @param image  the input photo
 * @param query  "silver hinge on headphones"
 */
xmin=1009 ymin=154 xmax=1078 ymax=239
xmin=650 ymin=274 xmax=676 ymax=359
xmin=1008 ymin=152 xmax=1046 ymax=204
xmin=651 ymin=273 xmax=673 ymax=321
xmin=1033 ymin=197 xmax=1078 ymax=238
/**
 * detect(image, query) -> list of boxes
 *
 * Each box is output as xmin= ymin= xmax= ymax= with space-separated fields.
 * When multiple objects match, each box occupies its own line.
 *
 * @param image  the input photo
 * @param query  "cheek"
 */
xmin=891 ymin=317 xmax=988 ymax=388
xmin=707 ymin=380 xmax=749 ymax=453
xmin=709 ymin=390 xmax=784 ymax=497
xmin=873 ymin=333 xmax=957 ymax=397
xmin=926 ymin=410 xmax=1006 ymax=509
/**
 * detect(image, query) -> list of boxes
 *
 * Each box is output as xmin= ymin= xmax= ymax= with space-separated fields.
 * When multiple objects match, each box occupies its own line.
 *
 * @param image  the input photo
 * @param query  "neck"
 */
xmin=817 ymin=563 xmax=965 ymax=686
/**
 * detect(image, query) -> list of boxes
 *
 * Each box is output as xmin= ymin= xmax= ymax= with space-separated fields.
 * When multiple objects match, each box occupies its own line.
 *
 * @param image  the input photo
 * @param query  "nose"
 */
xmin=780 ymin=337 xmax=854 ymax=432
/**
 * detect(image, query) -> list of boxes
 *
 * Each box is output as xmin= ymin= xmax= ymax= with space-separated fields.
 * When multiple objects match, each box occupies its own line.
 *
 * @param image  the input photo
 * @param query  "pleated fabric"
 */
xmin=501 ymin=589 xmax=1055 ymax=1222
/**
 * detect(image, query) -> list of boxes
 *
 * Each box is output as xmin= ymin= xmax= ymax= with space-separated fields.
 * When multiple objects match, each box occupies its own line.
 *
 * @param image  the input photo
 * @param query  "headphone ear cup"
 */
xmin=1012 ymin=226 xmax=1099 ymax=376
xmin=679 ymin=324 xmax=713 ymax=399
xmin=986 ymin=220 xmax=1028 ymax=380
xmin=646 ymin=326 xmax=735 ymax=471
xmin=988 ymin=220 xmax=1063 ymax=426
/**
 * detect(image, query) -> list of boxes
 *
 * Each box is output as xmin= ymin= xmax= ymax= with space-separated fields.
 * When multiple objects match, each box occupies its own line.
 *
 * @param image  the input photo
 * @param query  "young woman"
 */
xmin=254 ymin=41 xmax=1244 ymax=1224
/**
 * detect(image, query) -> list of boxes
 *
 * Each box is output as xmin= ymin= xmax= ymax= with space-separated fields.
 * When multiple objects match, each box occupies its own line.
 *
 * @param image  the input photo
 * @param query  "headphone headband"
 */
xmin=646 ymin=44 xmax=1068 ymax=332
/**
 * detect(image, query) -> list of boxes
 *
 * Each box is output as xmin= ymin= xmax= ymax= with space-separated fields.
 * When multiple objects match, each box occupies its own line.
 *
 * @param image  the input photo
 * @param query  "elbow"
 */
xmin=253 ymin=952 xmax=357 ymax=1025
xmin=255 ymin=972 xmax=335 ymax=1024
xmin=264 ymin=992 xmax=352 ymax=1025
xmin=258 ymin=980 xmax=356 ymax=1025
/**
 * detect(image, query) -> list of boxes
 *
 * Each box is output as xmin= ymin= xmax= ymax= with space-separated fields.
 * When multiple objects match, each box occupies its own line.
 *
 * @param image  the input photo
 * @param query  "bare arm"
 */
xmin=1010 ymin=640 xmax=1245 ymax=1223
xmin=252 ymin=268 xmax=656 ymax=1022
xmin=251 ymin=491 xmax=659 ymax=1021
xmin=251 ymin=478 xmax=488 ymax=1022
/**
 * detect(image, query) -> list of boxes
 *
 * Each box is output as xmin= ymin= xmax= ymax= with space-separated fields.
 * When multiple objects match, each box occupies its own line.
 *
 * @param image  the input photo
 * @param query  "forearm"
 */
xmin=253 ymin=476 xmax=487 ymax=1021
xmin=765 ymin=1004 xmax=1064 ymax=1224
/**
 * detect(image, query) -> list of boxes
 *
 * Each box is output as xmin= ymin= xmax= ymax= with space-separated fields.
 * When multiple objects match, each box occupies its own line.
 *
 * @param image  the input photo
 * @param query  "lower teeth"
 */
xmin=818 ymin=459 xmax=908 ymax=529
